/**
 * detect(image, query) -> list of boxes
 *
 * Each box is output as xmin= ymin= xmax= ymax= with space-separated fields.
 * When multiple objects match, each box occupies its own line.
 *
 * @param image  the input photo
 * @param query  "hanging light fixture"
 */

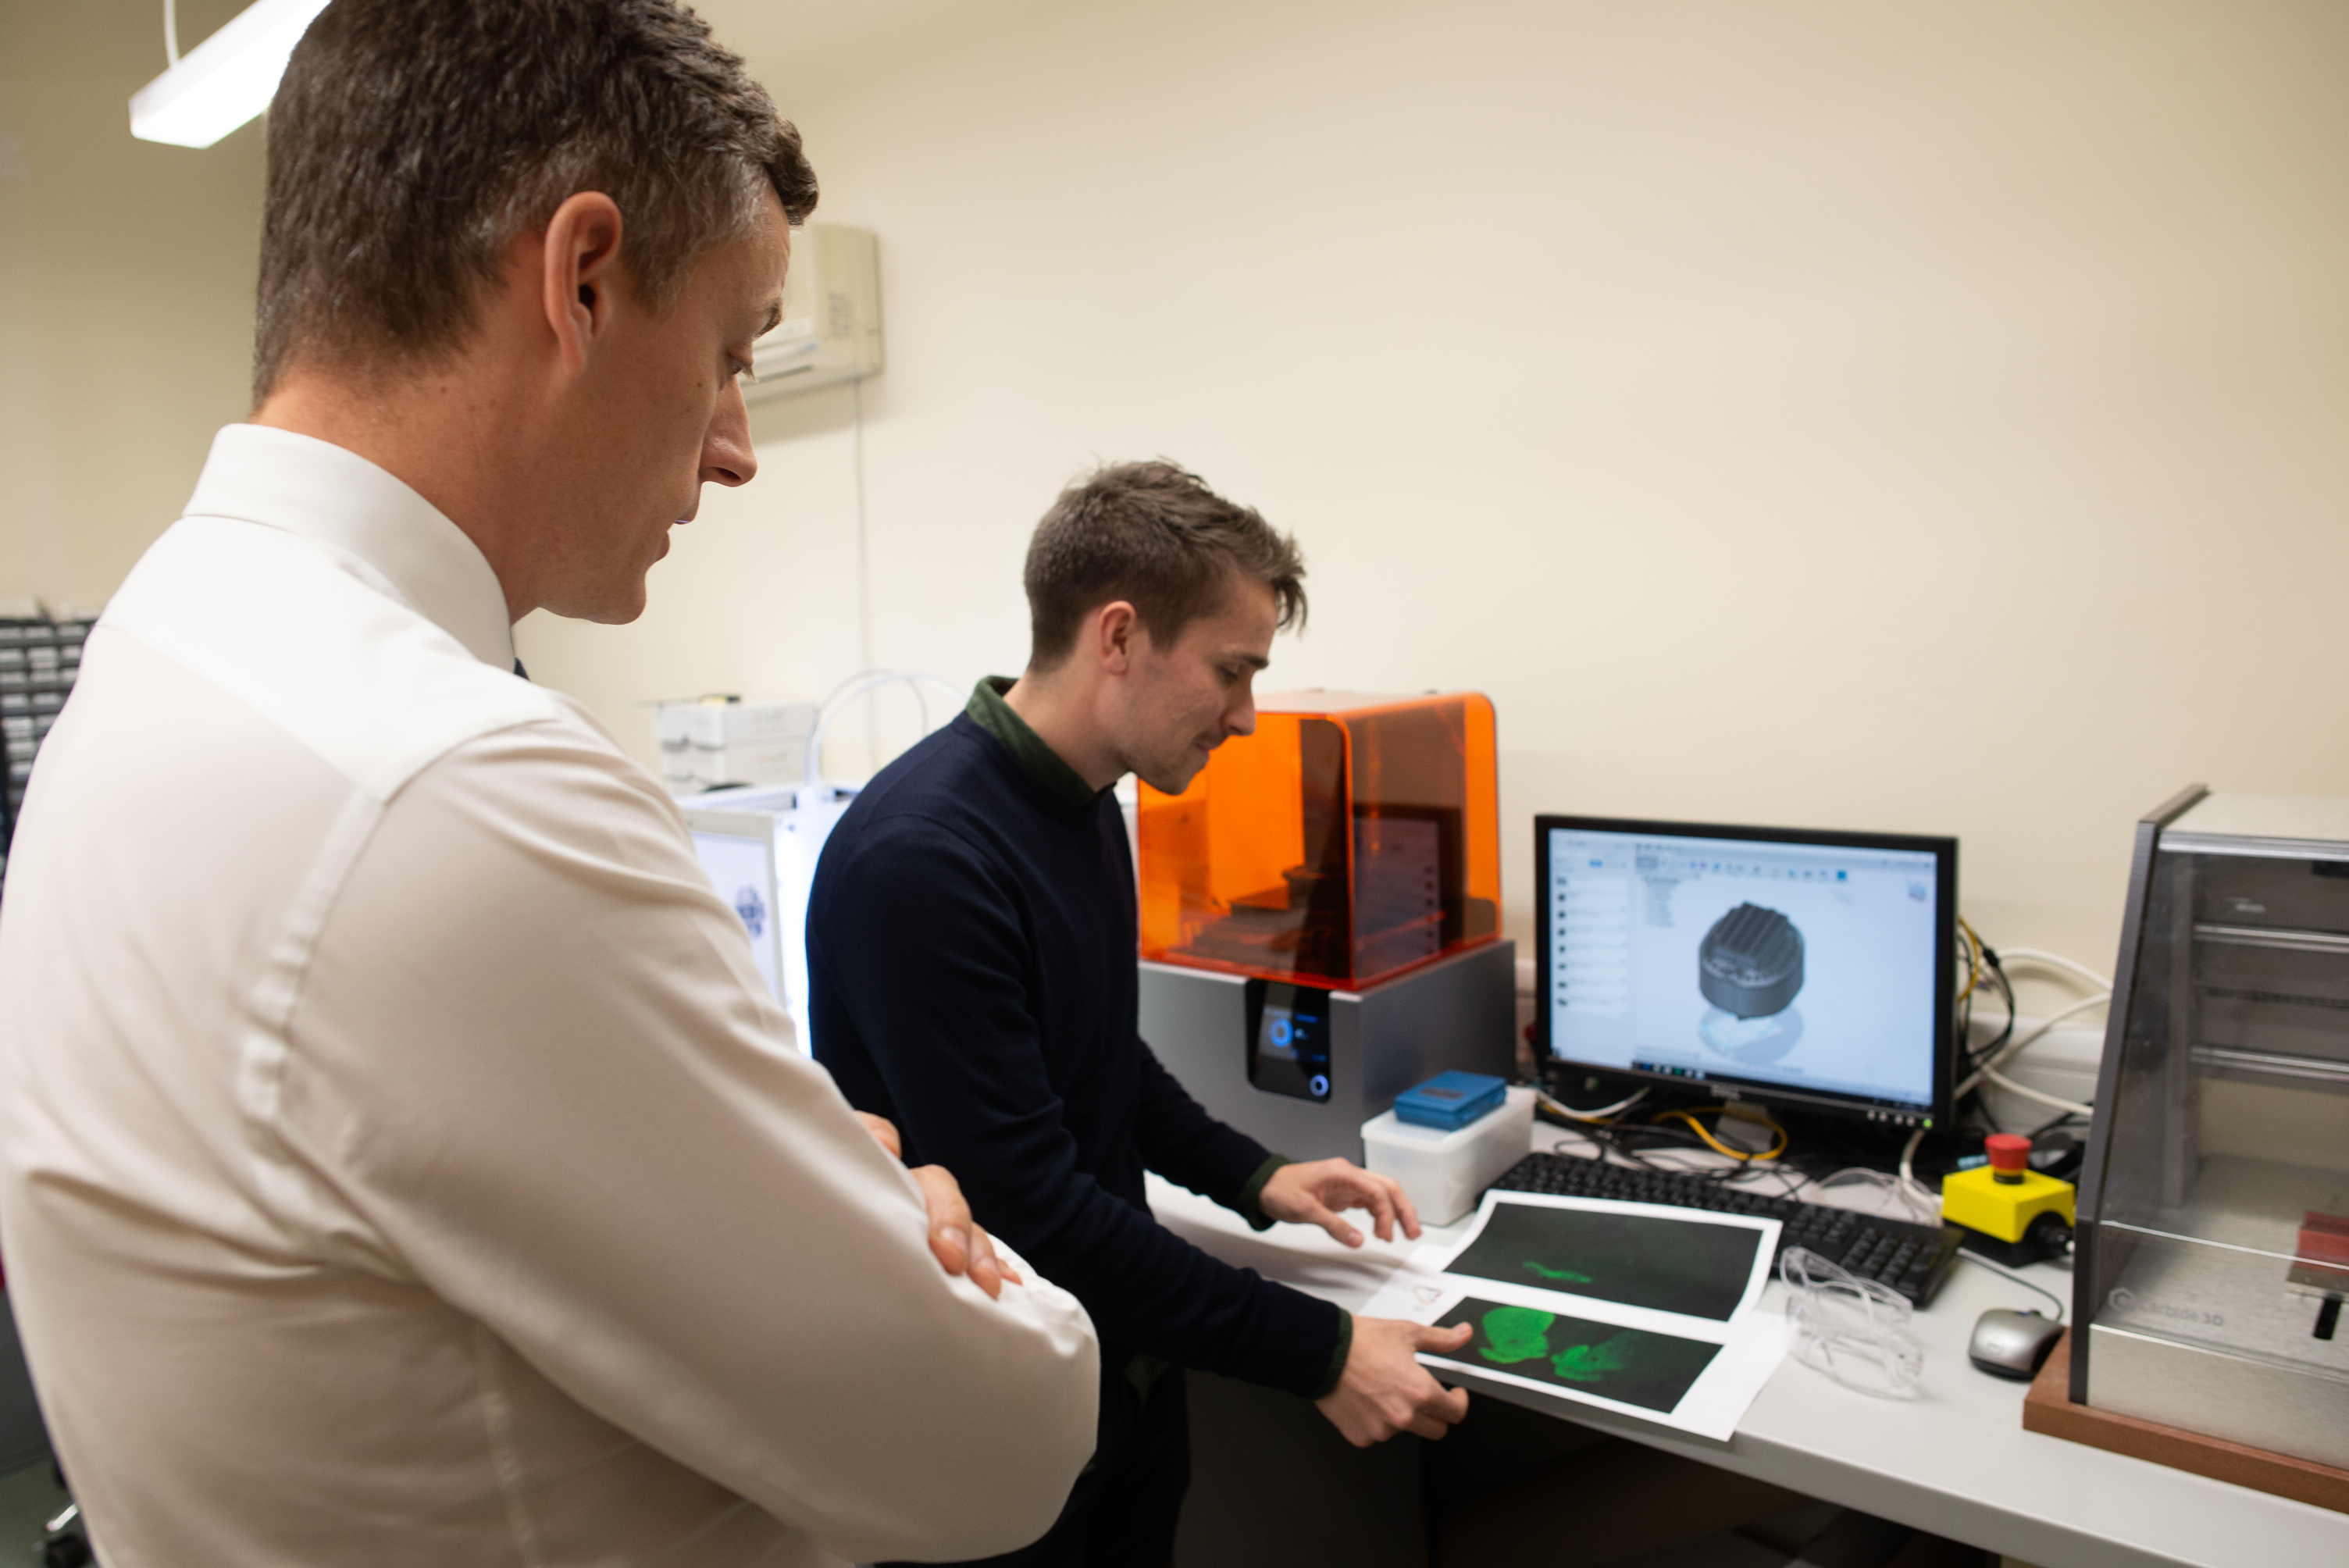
xmin=130 ymin=0 xmax=330 ymax=149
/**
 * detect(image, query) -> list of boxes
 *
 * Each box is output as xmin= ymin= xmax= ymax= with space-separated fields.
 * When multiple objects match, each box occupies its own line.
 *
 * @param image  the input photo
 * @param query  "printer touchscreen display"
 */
xmin=1248 ymin=981 xmax=1331 ymax=1102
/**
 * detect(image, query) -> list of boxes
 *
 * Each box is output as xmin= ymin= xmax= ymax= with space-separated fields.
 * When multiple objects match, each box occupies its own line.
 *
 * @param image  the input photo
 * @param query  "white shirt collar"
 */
xmin=183 ymin=424 xmax=516 ymax=671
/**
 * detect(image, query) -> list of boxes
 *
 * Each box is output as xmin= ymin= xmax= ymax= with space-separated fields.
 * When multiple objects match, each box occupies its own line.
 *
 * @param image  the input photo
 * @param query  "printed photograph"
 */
xmin=1444 ymin=1199 xmax=1762 ymax=1320
xmin=1432 ymin=1299 xmax=1723 ymax=1414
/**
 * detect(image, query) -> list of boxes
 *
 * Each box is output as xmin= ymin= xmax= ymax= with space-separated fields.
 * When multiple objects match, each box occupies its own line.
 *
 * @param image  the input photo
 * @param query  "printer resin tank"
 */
xmin=2073 ymin=788 xmax=2349 ymax=1472
xmin=1135 ymin=692 xmax=1514 ymax=1164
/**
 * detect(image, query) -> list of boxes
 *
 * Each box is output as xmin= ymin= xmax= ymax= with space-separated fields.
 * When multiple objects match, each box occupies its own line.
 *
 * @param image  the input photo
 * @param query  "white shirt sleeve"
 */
xmin=279 ymin=716 xmax=1099 ymax=1564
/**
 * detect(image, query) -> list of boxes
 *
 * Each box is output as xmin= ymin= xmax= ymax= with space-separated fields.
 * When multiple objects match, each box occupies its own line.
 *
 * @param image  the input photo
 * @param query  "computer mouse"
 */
xmin=1969 ymin=1309 xmax=2062 ymax=1381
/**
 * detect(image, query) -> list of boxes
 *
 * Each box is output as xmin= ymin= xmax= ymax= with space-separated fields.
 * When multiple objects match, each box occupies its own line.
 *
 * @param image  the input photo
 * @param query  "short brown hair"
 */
xmin=1024 ymin=461 xmax=1306 ymax=671
xmin=254 ymin=0 xmax=818 ymax=400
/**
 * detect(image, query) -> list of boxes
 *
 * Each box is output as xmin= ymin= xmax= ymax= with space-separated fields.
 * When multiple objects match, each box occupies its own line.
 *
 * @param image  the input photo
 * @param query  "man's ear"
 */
xmin=540 ymin=191 xmax=626 ymax=376
xmin=1095 ymin=601 xmax=1140 ymax=675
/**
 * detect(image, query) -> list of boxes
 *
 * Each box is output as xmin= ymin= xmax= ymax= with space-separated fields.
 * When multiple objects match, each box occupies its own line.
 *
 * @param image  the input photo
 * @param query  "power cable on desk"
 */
xmin=1650 ymin=1106 xmax=1789 ymax=1163
xmin=1813 ymin=1166 xmax=1941 ymax=1226
xmin=1539 ymin=1113 xmax=1815 ymax=1202
xmin=1956 ymin=1249 xmax=2067 ymax=1322
xmin=1541 ymin=1114 xmax=1741 ymax=1182
xmin=1895 ymin=1126 xmax=1941 ymax=1217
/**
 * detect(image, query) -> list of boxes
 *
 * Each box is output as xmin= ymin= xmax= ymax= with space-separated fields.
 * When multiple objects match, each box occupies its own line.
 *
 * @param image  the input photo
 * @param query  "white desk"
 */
xmin=1147 ymin=1138 xmax=2349 ymax=1568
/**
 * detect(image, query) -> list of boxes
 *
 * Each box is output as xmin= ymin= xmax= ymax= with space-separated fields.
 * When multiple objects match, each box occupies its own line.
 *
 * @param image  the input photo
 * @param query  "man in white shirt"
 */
xmin=0 ymin=2 xmax=1097 ymax=1564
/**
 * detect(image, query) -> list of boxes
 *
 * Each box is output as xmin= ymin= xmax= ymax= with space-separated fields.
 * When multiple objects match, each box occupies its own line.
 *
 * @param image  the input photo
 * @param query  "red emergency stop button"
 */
xmin=1985 ymin=1132 xmax=2031 ymax=1183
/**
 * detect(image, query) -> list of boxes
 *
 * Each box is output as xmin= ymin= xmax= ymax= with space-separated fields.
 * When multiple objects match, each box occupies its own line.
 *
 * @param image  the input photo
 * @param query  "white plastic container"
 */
xmin=1361 ymin=1085 xmax=1536 ymax=1226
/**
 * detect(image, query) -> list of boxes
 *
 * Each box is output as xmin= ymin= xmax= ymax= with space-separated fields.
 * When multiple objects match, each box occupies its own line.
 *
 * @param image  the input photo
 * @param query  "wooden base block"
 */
xmin=2022 ymin=1330 xmax=2349 ymax=1515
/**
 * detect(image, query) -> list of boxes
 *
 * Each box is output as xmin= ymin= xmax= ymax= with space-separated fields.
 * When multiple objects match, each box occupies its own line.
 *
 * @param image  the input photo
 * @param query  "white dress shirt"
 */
xmin=0 ymin=426 xmax=1097 ymax=1568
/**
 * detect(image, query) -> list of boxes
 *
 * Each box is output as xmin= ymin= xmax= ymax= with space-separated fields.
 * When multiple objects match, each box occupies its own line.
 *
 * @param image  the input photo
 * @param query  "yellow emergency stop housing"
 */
xmin=1941 ymin=1164 xmax=2076 ymax=1244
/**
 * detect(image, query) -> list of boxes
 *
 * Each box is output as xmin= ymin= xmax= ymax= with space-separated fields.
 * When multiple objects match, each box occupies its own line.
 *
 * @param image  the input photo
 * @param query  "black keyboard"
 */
xmin=1489 ymin=1150 xmax=1963 ymax=1306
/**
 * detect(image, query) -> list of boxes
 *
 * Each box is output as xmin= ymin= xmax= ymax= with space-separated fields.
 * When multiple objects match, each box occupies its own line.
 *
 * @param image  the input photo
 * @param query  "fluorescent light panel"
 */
xmin=130 ymin=0 xmax=330 ymax=149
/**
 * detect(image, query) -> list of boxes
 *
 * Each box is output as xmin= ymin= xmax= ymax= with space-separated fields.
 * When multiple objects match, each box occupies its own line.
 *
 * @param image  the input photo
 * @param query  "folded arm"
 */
xmin=281 ymin=723 xmax=1097 ymax=1564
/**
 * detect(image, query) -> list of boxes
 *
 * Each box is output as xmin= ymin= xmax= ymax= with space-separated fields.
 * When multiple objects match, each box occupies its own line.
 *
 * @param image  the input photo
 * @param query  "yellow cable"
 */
xmin=1650 ymin=1107 xmax=1788 ymax=1162
xmin=1955 ymin=915 xmax=1984 ymax=1004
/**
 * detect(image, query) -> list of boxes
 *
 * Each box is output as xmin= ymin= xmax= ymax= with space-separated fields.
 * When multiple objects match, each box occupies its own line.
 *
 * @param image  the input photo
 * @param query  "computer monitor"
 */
xmin=1535 ymin=815 xmax=1957 ymax=1131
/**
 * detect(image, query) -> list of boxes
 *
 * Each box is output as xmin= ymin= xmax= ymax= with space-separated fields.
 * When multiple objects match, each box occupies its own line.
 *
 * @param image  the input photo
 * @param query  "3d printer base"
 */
xmin=1139 ymin=940 xmax=1517 ymax=1167
xmin=2026 ymin=1330 xmax=2349 ymax=1516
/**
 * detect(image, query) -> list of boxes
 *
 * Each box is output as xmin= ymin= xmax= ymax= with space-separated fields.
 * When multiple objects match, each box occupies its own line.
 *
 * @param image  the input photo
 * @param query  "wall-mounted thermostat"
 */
xmin=746 ymin=224 xmax=882 ymax=401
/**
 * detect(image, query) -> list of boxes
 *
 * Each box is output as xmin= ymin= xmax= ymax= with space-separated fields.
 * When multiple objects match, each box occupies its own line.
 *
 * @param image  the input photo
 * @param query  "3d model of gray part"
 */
xmin=1698 ymin=903 xmax=1805 ymax=1018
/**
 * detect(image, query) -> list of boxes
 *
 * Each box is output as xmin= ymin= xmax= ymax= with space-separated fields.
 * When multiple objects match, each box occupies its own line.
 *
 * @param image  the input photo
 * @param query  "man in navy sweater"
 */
xmin=809 ymin=461 xmax=1472 ymax=1565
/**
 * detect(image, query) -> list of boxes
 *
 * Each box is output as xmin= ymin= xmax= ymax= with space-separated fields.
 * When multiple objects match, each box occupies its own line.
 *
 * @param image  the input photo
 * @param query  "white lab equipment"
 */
xmin=680 ymin=672 xmax=961 ymax=1050
xmin=1359 ymin=1086 xmax=1536 ymax=1226
xmin=655 ymin=697 xmax=816 ymax=792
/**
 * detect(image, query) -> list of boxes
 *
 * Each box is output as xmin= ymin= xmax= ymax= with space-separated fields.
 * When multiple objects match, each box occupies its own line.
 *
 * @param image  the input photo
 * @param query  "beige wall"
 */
xmin=7 ymin=2 xmax=2344 ymax=989
xmin=522 ymin=0 xmax=2349 ymax=988
xmin=0 ymin=0 xmax=264 ymax=613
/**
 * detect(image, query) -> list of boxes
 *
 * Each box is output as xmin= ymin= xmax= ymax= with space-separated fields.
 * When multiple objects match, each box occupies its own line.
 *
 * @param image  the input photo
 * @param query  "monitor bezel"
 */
xmin=1533 ymin=813 xmax=1958 ymax=1132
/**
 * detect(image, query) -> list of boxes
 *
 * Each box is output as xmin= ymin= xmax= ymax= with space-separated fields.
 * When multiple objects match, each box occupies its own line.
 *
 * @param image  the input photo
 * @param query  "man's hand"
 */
xmin=1314 ymin=1317 xmax=1473 ymax=1446
xmin=1259 ymin=1158 xmax=1422 ymax=1246
xmin=850 ymin=1111 xmax=1023 ymax=1300
xmin=854 ymin=1110 xmax=902 ymax=1160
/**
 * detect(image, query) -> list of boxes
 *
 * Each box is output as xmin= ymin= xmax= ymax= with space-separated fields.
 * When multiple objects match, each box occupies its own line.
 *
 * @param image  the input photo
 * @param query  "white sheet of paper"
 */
xmin=1362 ymin=1190 xmax=1792 ymax=1441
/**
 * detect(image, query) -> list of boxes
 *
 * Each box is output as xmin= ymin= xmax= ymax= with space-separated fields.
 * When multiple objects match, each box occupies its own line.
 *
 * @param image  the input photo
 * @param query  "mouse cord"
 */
xmin=1956 ymin=1249 xmax=2066 ymax=1322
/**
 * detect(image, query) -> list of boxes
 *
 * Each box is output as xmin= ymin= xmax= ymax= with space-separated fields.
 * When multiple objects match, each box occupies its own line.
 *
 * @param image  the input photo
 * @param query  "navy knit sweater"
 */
xmin=807 ymin=707 xmax=1345 ymax=1397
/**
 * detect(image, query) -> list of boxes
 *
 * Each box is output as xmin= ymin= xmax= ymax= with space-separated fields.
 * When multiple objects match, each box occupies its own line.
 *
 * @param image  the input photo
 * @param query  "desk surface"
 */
xmin=1147 ymin=1136 xmax=2349 ymax=1568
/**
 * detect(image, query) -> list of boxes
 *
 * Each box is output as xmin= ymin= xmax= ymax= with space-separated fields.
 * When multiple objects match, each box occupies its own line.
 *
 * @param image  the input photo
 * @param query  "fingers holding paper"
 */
xmin=1314 ymin=1315 xmax=1472 ymax=1446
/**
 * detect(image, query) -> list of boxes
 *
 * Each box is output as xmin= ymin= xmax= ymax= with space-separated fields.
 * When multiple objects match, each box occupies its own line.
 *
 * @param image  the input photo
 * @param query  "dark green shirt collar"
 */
xmin=967 ymin=676 xmax=1109 ymax=811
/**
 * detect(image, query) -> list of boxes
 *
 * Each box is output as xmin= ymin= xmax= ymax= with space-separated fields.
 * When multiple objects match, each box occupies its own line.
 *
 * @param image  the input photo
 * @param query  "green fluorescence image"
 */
xmin=1546 ymin=1335 xmax=1636 ymax=1382
xmin=1446 ymin=1202 xmax=1761 ymax=1320
xmin=1440 ymin=1299 xmax=1721 ymax=1414
xmin=1477 ymin=1306 xmax=1557 ymax=1364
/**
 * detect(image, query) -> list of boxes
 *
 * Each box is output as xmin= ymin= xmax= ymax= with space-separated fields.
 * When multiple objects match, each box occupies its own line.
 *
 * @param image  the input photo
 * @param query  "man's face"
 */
xmin=551 ymin=191 xmax=789 ymax=623
xmin=1114 ymin=572 xmax=1279 ymax=795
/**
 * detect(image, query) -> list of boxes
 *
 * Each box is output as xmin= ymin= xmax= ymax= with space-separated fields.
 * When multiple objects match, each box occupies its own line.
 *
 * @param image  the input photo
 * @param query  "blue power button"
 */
xmin=1307 ymin=1074 xmax=1330 ymax=1099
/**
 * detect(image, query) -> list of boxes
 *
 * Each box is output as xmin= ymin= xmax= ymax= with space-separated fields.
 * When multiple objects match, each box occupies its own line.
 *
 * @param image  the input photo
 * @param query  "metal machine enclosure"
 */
xmin=1139 ymin=941 xmax=1518 ymax=1165
xmin=2073 ymin=788 xmax=2349 ymax=1470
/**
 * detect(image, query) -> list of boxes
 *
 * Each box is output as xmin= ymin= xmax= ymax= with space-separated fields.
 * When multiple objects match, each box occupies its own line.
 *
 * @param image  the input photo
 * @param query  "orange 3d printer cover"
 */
xmin=1138 ymin=691 xmax=1499 ymax=989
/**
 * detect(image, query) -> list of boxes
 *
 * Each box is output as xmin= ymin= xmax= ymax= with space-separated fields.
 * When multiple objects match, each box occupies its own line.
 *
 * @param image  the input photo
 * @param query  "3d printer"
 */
xmin=1135 ymin=691 xmax=1516 ymax=1164
xmin=2071 ymin=788 xmax=2349 ymax=1475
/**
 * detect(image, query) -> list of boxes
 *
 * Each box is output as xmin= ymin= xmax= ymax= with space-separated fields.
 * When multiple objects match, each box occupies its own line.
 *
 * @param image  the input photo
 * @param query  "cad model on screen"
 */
xmin=1547 ymin=827 xmax=1942 ymax=1118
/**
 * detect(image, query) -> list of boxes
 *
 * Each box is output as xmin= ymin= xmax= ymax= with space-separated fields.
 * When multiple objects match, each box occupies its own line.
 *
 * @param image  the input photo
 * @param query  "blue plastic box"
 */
xmin=1392 ymin=1070 xmax=1506 ymax=1131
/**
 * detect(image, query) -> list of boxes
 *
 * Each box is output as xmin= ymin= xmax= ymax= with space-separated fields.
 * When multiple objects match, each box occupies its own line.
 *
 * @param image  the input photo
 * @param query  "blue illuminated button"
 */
xmin=1268 ymin=1017 xmax=1292 ymax=1048
xmin=1307 ymin=1074 xmax=1329 ymax=1099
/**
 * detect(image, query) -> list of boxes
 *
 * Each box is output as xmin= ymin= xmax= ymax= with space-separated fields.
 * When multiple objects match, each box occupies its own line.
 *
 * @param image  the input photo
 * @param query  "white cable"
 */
xmin=164 ymin=0 xmax=180 ymax=65
xmin=1895 ymin=1126 xmax=1937 ymax=1214
xmin=1815 ymin=1167 xmax=1940 ymax=1224
xmin=1534 ymin=1085 xmax=1648 ymax=1122
xmin=850 ymin=378 xmax=876 ymax=772
xmin=1995 ymin=948 xmax=2112 ymax=993
xmin=801 ymin=671 xmax=963 ymax=800
xmin=1958 ymin=992 xmax=2109 ymax=1099
xmin=1977 ymin=1063 xmax=2095 ymax=1118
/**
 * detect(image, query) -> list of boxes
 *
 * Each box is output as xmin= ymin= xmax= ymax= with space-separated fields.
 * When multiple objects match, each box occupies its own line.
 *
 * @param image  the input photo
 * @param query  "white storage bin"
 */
xmin=1361 ymin=1085 xmax=1535 ymax=1226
